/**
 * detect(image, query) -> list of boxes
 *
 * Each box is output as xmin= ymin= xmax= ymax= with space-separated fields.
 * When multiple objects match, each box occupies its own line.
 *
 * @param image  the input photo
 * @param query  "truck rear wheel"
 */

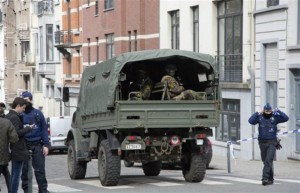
xmin=181 ymin=154 xmax=206 ymax=182
xmin=67 ymin=140 xmax=87 ymax=179
xmin=142 ymin=161 xmax=162 ymax=176
xmin=98 ymin=139 xmax=121 ymax=186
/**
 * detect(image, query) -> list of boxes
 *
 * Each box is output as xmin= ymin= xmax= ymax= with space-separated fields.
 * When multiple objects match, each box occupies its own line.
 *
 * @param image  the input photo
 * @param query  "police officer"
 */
xmin=248 ymin=103 xmax=289 ymax=185
xmin=20 ymin=91 xmax=50 ymax=193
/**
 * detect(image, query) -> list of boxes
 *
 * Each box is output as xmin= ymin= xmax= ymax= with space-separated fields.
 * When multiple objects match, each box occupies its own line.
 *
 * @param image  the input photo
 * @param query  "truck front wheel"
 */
xmin=67 ymin=140 xmax=87 ymax=179
xmin=98 ymin=139 xmax=121 ymax=186
xmin=142 ymin=161 xmax=162 ymax=176
xmin=181 ymin=154 xmax=206 ymax=182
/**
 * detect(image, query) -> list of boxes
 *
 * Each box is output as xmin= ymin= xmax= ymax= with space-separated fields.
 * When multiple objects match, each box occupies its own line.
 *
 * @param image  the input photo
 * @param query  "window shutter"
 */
xmin=265 ymin=43 xmax=278 ymax=81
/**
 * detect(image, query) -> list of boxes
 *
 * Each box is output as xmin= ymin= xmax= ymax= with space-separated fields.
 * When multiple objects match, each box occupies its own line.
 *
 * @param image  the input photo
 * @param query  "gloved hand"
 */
xmin=273 ymin=108 xmax=280 ymax=116
xmin=276 ymin=139 xmax=282 ymax=150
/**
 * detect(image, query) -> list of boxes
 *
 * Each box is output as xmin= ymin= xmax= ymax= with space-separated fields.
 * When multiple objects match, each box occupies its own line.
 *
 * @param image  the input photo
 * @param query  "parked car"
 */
xmin=124 ymin=138 xmax=213 ymax=169
xmin=47 ymin=116 xmax=72 ymax=152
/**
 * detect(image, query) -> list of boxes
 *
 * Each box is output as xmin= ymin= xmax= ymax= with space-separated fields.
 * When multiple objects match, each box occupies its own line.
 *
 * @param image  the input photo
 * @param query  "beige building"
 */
xmin=2 ymin=0 xmax=32 ymax=104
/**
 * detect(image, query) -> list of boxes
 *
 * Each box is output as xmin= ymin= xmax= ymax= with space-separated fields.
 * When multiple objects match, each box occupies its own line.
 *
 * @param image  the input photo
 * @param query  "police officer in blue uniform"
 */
xmin=20 ymin=91 xmax=50 ymax=193
xmin=248 ymin=103 xmax=289 ymax=186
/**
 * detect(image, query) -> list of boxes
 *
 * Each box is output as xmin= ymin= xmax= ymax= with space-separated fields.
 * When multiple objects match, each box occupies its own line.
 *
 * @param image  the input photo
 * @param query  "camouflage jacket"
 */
xmin=161 ymin=75 xmax=185 ymax=98
xmin=0 ymin=117 xmax=19 ymax=165
xmin=129 ymin=77 xmax=153 ymax=100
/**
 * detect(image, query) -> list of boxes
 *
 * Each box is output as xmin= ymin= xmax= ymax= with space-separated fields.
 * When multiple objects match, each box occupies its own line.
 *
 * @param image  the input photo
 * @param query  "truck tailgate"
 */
xmin=115 ymin=101 xmax=219 ymax=128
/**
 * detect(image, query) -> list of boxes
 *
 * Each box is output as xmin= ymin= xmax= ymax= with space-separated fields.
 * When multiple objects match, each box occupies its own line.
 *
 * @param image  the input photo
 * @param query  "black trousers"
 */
xmin=21 ymin=144 xmax=48 ymax=193
xmin=259 ymin=139 xmax=277 ymax=181
xmin=0 ymin=164 xmax=11 ymax=193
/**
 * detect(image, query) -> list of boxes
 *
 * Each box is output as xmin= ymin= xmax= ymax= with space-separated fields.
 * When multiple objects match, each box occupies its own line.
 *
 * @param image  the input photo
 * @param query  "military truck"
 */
xmin=63 ymin=49 xmax=220 ymax=186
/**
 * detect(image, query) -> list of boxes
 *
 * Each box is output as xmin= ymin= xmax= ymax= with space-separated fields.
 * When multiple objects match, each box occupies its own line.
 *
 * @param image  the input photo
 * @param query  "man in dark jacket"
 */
xmin=0 ymin=110 xmax=19 ymax=193
xmin=5 ymin=97 xmax=33 ymax=193
xmin=21 ymin=91 xmax=50 ymax=193
xmin=248 ymin=103 xmax=289 ymax=186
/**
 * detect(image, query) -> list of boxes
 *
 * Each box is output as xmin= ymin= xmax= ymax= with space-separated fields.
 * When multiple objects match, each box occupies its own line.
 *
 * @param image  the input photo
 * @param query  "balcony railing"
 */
xmin=216 ymin=54 xmax=243 ymax=83
xmin=55 ymin=30 xmax=73 ymax=45
xmin=37 ymin=0 xmax=54 ymax=15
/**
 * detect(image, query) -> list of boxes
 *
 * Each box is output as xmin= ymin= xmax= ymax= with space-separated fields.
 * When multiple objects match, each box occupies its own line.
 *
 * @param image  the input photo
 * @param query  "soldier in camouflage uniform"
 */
xmin=161 ymin=64 xmax=204 ymax=100
xmin=129 ymin=68 xmax=153 ymax=100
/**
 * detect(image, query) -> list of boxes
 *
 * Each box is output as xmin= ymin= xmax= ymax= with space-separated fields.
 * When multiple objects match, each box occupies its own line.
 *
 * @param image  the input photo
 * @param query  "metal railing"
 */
xmin=216 ymin=54 xmax=243 ymax=83
xmin=55 ymin=30 xmax=73 ymax=45
xmin=37 ymin=0 xmax=54 ymax=15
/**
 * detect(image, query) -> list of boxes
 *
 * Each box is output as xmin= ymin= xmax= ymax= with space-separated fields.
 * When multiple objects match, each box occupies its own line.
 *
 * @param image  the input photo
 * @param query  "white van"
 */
xmin=47 ymin=116 xmax=72 ymax=152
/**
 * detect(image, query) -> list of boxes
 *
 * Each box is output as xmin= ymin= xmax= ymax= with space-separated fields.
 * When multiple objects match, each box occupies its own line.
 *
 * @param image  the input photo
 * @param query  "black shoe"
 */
xmin=262 ymin=180 xmax=273 ymax=186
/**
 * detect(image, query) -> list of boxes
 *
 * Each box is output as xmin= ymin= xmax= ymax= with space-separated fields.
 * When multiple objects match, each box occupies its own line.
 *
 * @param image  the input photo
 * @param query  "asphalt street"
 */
xmin=1 ymin=152 xmax=299 ymax=193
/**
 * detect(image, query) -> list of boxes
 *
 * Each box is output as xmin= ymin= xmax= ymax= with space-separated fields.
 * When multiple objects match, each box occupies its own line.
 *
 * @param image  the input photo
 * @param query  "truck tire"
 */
xmin=124 ymin=160 xmax=134 ymax=167
xmin=181 ymin=154 xmax=206 ymax=182
xmin=98 ymin=139 xmax=121 ymax=186
xmin=142 ymin=161 xmax=162 ymax=176
xmin=67 ymin=140 xmax=87 ymax=179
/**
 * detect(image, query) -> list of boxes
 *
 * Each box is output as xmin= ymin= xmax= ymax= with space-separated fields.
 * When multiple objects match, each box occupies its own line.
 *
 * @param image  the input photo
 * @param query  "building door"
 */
xmin=296 ymin=79 xmax=300 ymax=151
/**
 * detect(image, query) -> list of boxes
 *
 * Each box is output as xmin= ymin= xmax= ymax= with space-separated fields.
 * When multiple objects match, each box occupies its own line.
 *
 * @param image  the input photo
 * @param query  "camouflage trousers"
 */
xmin=172 ymin=90 xmax=205 ymax=100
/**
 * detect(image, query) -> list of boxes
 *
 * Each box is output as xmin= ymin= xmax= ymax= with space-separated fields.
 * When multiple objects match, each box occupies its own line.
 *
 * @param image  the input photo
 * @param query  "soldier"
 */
xmin=248 ymin=103 xmax=289 ymax=186
xmin=161 ymin=64 xmax=203 ymax=100
xmin=129 ymin=68 xmax=153 ymax=100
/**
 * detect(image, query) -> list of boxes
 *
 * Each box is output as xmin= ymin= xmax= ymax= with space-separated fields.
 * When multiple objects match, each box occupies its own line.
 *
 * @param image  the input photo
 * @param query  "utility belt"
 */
xmin=258 ymin=138 xmax=277 ymax=144
xmin=26 ymin=140 xmax=42 ymax=146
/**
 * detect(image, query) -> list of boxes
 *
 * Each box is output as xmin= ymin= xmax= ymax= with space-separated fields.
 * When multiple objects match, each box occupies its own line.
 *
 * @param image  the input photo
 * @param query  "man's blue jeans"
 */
xmin=11 ymin=160 xmax=24 ymax=193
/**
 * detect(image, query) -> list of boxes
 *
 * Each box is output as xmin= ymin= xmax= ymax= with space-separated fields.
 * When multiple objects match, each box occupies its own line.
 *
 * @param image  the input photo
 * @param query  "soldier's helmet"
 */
xmin=165 ymin=64 xmax=177 ymax=77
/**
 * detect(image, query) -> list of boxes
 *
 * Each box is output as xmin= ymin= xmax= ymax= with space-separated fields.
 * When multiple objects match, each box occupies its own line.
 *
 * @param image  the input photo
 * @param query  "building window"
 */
xmin=298 ymin=0 xmax=300 ymax=44
xmin=128 ymin=31 xmax=131 ymax=52
xmin=192 ymin=6 xmax=199 ymax=52
xmin=35 ymin=72 xmax=43 ymax=92
xmin=87 ymin=38 xmax=91 ymax=65
xmin=267 ymin=0 xmax=279 ymax=7
xmin=21 ymin=41 xmax=29 ymax=62
xmin=106 ymin=34 xmax=114 ymax=59
xmin=134 ymin=30 xmax=137 ymax=51
xmin=46 ymin=24 xmax=53 ymax=61
xmin=265 ymin=43 xmax=278 ymax=107
xmin=35 ymin=33 xmax=38 ymax=55
xmin=96 ymin=37 xmax=99 ymax=63
xmin=170 ymin=10 xmax=180 ymax=49
xmin=217 ymin=99 xmax=240 ymax=142
xmin=105 ymin=0 xmax=114 ymax=10
xmin=217 ymin=0 xmax=243 ymax=82
xmin=39 ymin=26 xmax=43 ymax=62
xmin=95 ymin=0 xmax=99 ymax=15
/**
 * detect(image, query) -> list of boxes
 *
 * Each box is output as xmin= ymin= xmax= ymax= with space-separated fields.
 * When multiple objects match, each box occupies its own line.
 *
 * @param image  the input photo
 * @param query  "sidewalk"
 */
xmin=209 ymin=155 xmax=300 ymax=180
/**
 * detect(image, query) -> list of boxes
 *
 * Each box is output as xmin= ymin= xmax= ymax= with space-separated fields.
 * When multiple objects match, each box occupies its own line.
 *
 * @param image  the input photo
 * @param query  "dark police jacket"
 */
xmin=5 ymin=110 xmax=32 ymax=161
xmin=248 ymin=110 xmax=289 ymax=140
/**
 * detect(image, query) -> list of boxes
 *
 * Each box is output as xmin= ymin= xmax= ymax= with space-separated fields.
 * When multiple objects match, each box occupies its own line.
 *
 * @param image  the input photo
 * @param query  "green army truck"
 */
xmin=63 ymin=49 xmax=220 ymax=186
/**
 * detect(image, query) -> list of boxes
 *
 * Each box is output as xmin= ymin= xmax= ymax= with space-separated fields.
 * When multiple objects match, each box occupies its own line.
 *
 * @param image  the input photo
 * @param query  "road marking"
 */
xmin=148 ymin=182 xmax=183 ymax=186
xmin=33 ymin=183 xmax=81 ymax=192
xmin=210 ymin=176 xmax=262 ymax=184
xmin=202 ymin=179 xmax=232 ymax=185
xmin=275 ymin=179 xmax=300 ymax=184
xmin=77 ymin=179 xmax=133 ymax=189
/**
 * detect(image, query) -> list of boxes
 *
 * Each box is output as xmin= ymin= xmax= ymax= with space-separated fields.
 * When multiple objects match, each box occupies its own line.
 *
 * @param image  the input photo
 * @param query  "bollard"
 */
xmin=227 ymin=142 xmax=231 ymax=173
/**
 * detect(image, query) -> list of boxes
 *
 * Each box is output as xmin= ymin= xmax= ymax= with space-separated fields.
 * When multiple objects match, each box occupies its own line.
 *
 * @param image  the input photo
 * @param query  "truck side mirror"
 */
xmin=62 ymin=87 xmax=70 ymax=102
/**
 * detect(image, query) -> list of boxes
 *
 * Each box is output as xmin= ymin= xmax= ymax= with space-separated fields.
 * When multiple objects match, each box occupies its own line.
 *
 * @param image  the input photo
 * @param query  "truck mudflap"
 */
xmin=121 ymin=136 xmax=146 ymax=151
